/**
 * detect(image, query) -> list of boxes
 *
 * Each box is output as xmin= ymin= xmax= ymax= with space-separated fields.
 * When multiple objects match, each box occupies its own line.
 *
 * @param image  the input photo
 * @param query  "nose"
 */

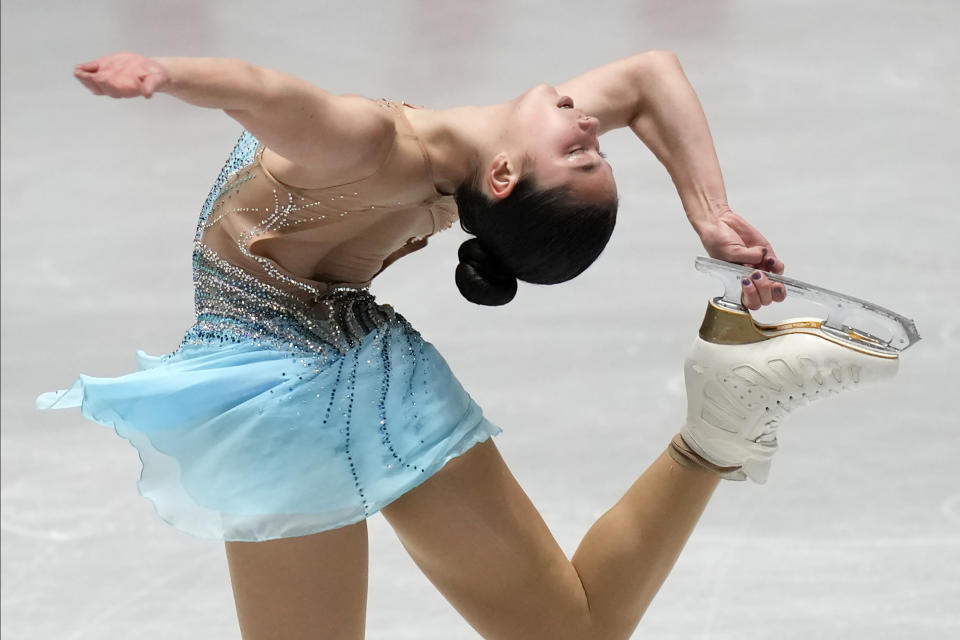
xmin=578 ymin=115 xmax=599 ymax=135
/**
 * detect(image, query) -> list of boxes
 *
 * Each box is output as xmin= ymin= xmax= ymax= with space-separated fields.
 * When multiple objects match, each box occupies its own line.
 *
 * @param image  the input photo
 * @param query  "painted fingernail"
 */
xmin=766 ymin=258 xmax=775 ymax=267
xmin=774 ymin=286 xmax=784 ymax=296
xmin=751 ymin=271 xmax=762 ymax=280
xmin=742 ymin=278 xmax=751 ymax=287
xmin=761 ymin=247 xmax=768 ymax=257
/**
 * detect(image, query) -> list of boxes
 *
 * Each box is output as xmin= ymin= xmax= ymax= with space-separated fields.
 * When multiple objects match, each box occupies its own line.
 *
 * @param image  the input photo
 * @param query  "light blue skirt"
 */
xmin=37 ymin=130 xmax=501 ymax=541
xmin=37 ymin=315 xmax=501 ymax=541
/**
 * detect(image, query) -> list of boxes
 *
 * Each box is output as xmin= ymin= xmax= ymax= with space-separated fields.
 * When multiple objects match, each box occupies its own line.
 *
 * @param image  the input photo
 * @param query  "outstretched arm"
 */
xmin=73 ymin=53 xmax=394 ymax=185
xmin=558 ymin=52 xmax=785 ymax=308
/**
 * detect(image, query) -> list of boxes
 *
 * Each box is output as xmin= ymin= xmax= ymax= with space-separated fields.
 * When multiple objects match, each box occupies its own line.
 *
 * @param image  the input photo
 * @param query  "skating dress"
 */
xmin=36 ymin=99 xmax=502 ymax=542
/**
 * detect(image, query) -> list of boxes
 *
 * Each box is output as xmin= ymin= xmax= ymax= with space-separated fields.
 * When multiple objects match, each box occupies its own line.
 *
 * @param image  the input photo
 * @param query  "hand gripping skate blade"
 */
xmin=694 ymin=257 xmax=921 ymax=354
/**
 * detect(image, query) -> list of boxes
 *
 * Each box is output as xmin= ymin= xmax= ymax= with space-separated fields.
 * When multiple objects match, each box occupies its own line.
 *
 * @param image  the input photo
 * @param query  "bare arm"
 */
xmin=74 ymin=53 xmax=394 ymax=185
xmin=558 ymin=52 xmax=786 ymax=307
xmin=558 ymin=52 xmax=734 ymax=232
xmin=558 ymin=52 xmax=730 ymax=223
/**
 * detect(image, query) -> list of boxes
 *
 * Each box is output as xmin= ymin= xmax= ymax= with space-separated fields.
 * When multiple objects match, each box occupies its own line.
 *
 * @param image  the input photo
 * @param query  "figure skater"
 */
xmin=39 ymin=51 xmax=898 ymax=639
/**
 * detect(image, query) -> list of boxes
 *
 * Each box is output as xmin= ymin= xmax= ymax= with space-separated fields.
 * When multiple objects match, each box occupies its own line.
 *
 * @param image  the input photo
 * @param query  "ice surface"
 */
xmin=3 ymin=1 xmax=958 ymax=638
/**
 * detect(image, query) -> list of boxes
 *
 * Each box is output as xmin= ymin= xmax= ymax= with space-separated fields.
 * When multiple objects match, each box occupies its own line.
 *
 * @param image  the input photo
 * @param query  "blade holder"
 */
xmin=694 ymin=257 xmax=921 ymax=352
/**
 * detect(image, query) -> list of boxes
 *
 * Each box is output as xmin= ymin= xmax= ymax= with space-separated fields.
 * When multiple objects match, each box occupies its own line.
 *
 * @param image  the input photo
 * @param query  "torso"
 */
xmin=197 ymin=100 xmax=459 ymax=303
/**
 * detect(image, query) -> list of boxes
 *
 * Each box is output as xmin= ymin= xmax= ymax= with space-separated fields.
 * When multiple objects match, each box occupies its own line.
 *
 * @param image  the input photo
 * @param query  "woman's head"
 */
xmin=499 ymin=83 xmax=616 ymax=202
xmin=453 ymin=83 xmax=618 ymax=306
xmin=454 ymin=174 xmax=618 ymax=306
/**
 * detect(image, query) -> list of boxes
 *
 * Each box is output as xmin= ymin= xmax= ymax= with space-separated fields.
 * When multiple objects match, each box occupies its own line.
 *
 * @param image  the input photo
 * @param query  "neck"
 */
xmin=401 ymin=102 xmax=513 ymax=195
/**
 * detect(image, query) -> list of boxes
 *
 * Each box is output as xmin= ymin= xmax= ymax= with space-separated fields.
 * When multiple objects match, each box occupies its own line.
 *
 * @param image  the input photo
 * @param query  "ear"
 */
xmin=484 ymin=152 xmax=519 ymax=200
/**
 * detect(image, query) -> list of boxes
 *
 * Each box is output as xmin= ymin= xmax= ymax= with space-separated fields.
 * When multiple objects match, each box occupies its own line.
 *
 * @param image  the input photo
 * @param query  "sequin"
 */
xmin=37 ymin=127 xmax=501 ymax=542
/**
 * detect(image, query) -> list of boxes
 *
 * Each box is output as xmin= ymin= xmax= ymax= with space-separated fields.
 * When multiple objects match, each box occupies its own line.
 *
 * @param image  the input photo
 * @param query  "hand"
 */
xmin=73 ymin=53 xmax=170 ymax=99
xmin=697 ymin=209 xmax=786 ymax=310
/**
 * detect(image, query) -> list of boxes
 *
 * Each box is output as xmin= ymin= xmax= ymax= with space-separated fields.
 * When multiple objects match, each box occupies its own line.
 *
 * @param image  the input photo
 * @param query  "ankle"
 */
xmin=668 ymin=434 xmax=743 ymax=478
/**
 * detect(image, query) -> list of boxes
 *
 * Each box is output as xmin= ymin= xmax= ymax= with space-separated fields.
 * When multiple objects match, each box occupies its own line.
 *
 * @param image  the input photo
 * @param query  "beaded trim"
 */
xmin=177 ymin=131 xmax=402 ymax=358
xmin=194 ymin=131 xmax=259 ymax=241
xmin=184 ymin=243 xmax=396 ymax=356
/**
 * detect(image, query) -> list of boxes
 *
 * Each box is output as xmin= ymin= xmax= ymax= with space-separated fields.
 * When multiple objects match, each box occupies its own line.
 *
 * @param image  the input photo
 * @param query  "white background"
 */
xmin=2 ymin=1 xmax=958 ymax=638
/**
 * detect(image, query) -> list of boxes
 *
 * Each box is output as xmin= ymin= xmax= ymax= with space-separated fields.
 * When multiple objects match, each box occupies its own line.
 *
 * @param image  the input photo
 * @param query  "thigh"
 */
xmin=380 ymin=440 xmax=594 ymax=640
xmin=225 ymin=521 xmax=368 ymax=640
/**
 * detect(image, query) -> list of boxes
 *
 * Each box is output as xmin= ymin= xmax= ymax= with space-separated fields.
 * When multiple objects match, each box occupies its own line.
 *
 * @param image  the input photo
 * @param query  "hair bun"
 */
xmin=455 ymin=238 xmax=518 ymax=306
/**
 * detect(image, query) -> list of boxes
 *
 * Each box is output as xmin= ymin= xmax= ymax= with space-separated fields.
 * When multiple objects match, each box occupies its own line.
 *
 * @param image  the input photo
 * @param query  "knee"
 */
xmin=519 ymin=610 xmax=635 ymax=640
xmin=586 ymin=614 xmax=642 ymax=640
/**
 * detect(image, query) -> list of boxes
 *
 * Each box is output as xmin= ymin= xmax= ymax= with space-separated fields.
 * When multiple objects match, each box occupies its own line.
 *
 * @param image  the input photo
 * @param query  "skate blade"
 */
xmin=695 ymin=257 xmax=920 ymax=354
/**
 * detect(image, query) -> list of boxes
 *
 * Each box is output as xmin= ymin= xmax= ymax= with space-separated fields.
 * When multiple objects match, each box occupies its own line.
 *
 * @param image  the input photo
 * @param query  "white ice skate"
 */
xmin=680 ymin=258 xmax=920 ymax=483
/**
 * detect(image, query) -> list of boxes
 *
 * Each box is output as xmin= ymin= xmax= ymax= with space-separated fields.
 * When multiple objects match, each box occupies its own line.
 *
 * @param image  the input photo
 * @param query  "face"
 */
xmin=505 ymin=84 xmax=616 ymax=203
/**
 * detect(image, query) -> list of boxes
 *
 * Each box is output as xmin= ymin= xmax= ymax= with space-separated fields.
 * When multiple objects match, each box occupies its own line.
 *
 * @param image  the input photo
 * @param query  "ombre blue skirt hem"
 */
xmin=36 ymin=316 xmax=502 ymax=542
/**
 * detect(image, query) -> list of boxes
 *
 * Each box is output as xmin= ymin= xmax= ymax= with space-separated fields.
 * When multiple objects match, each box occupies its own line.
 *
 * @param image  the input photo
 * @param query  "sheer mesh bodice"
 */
xmin=199 ymin=99 xmax=459 ymax=303
xmin=186 ymin=99 xmax=460 ymax=354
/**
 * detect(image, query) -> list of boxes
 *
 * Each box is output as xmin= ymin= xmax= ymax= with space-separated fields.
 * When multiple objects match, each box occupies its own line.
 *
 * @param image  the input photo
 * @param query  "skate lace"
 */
xmin=720 ymin=356 xmax=861 ymax=445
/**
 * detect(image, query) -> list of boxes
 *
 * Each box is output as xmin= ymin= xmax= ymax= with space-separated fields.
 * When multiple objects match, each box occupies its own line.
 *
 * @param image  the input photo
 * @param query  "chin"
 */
xmin=518 ymin=83 xmax=557 ymax=103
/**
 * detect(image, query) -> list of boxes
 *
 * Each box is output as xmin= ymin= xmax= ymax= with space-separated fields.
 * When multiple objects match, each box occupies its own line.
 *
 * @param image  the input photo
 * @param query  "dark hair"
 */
xmin=454 ymin=176 xmax=618 ymax=305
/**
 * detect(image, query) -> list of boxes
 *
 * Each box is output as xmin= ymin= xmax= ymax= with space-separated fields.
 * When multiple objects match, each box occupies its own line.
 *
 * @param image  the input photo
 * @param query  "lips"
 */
xmin=557 ymin=95 xmax=575 ymax=109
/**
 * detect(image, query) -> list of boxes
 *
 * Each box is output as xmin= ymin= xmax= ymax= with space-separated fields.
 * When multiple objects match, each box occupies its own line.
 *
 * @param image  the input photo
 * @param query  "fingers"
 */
xmin=741 ymin=270 xmax=786 ymax=310
xmin=724 ymin=244 xmax=765 ymax=267
xmin=74 ymin=60 xmax=103 ymax=94
xmin=759 ymin=247 xmax=785 ymax=275
xmin=720 ymin=244 xmax=785 ymax=276
xmin=713 ymin=211 xmax=786 ymax=275
xmin=73 ymin=69 xmax=144 ymax=98
xmin=73 ymin=69 xmax=104 ymax=95
xmin=140 ymin=72 xmax=164 ymax=98
xmin=741 ymin=277 xmax=760 ymax=310
xmin=73 ymin=54 xmax=159 ymax=98
xmin=771 ymin=281 xmax=786 ymax=303
xmin=750 ymin=271 xmax=773 ymax=307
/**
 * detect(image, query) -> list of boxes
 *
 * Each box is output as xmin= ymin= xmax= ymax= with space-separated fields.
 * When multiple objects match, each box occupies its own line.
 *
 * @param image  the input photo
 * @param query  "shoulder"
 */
xmin=334 ymin=95 xmax=398 ymax=132
xmin=321 ymin=94 xmax=399 ymax=172
xmin=260 ymin=94 xmax=399 ymax=188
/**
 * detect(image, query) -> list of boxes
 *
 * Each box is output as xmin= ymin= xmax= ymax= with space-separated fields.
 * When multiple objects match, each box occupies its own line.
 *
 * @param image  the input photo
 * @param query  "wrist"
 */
xmin=682 ymin=191 xmax=729 ymax=235
xmin=149 ymin=57 xmax=182 ymax=96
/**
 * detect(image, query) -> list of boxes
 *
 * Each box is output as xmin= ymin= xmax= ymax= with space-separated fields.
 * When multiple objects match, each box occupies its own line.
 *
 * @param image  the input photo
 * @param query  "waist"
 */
xmin=190 ymin=243 xmax=395 ymax=355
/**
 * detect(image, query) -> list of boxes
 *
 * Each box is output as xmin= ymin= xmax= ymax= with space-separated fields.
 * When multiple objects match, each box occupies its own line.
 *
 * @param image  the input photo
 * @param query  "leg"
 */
xmin=225 ymin=520 xmax=369 ymax=640
xmin=380 ymin=439 xmax=718 ymax=640
xmin=570 ymin=446 xmax=718 ymax=634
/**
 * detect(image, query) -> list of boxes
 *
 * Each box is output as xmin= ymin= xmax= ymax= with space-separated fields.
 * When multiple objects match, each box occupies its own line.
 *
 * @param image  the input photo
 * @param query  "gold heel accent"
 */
xmin=698 ymin=301 xmax=767 ymax=345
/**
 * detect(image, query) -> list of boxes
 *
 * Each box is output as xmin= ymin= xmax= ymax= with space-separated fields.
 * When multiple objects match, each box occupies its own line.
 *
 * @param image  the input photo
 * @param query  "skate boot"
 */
xmin=679 ymin=298 xmax=901 ymax=483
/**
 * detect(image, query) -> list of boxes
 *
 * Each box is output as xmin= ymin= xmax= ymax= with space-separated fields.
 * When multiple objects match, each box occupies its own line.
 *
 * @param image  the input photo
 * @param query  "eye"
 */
xmin=567 ymin=149 xmax=608 ymax=160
